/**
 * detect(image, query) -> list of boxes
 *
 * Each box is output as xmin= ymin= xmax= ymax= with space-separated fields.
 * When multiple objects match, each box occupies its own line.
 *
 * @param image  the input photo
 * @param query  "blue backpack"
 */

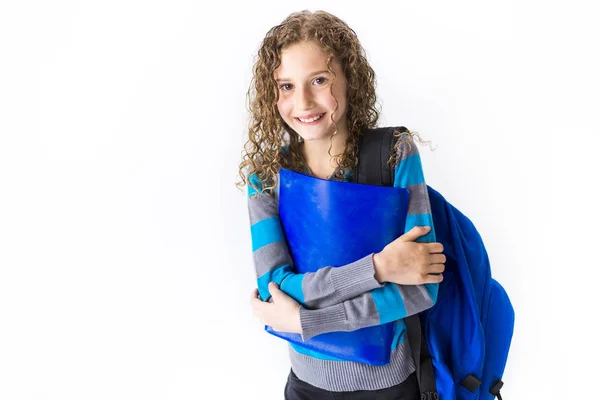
xmin=356 ymin=127 xmax=515 ymax=400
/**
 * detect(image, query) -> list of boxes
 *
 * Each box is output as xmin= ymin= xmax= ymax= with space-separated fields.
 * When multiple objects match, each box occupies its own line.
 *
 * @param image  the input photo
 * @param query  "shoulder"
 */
xmin=247 ymin=170 xmax=280 ymax=198
xmin=246 ymin=148 xmax=287 ymax=198
xmin=394 ymin=130 xmax=420 ymax=164
xmin=359 ymin=125 xmax=420 ymax=168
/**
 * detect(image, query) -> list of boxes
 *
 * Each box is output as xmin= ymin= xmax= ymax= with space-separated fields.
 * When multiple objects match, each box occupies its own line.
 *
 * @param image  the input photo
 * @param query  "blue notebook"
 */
xmin=265 ymin=168 xmax=409 ymax=365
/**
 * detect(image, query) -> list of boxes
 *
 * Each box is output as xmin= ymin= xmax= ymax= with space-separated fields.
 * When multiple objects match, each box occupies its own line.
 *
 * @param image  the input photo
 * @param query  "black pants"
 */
xmin=284 ymin=369 xmax=420 ymax=400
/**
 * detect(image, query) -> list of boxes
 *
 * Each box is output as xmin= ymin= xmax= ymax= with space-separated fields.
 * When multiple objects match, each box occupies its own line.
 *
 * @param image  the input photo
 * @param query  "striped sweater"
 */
xmin=247 ymin=134 xmax=438 ymax=391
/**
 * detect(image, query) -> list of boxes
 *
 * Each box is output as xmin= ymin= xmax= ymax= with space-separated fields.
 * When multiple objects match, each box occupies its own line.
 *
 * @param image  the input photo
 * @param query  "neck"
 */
xmin=301 ymin=128 xmax=349 ymax=179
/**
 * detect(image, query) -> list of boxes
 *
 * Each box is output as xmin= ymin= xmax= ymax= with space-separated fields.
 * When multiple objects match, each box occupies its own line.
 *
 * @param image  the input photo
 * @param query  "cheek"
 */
xmin=277 ymin=98 xmax=291 ymax=117
xmin=329 ymin=94 xmax=347 ymax=116
xmin=331 ymin=83 xmax=348 ymax=112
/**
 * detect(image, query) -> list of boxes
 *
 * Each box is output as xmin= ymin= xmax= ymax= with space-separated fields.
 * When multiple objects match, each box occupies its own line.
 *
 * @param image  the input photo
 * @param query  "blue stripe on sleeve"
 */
xmin=250 ymin=217 xmax=285 ymax=251
xmin=256 ymin=265 xmax=306 ymax=303
xmin=280 ymin=274 xmax=305 ymax=304
xmin=405 ymin=213 xmax=436 ymax=242
xmin=424 ymin=283 xmax=439 ymax=304
xmin=394 ymin=154 xmax=425 ymax=187
xmin=257 ymin=264 xmax=294 ymax=300
xmin=370 ymin=284 xmax=408 ymax=325
xmin=247 ymin=184 xmax=258 ymax=198
xmin=391 ymin=319 xmax=407 ymax=350
xmin=247 ymin=173 xmax=262 ymax=197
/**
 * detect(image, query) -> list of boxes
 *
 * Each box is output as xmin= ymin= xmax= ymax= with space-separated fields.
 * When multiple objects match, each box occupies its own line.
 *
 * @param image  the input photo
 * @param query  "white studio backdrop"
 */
xmin=1 ymin=1 xmax=598 ymax=399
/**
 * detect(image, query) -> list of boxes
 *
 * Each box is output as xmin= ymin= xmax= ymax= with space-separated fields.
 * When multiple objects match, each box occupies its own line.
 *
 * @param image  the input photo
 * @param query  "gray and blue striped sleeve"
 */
xmin=248 ymin=174 xmax=382 ymax=309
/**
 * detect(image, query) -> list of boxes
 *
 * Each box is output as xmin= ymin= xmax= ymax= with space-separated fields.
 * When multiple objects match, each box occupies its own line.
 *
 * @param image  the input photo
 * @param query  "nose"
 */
xmin=296 ymin=85 xmax=315 ymax=110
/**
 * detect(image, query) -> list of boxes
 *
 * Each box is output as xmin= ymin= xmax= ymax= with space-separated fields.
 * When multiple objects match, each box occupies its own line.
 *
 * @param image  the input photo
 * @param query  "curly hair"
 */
xmin=237 ymin=10 xmax=424 ymax=195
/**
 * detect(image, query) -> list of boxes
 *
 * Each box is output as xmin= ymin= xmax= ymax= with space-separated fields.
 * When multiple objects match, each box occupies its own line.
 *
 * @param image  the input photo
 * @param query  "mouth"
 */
xmin=295 ymin=113 xmax=326 ymax=125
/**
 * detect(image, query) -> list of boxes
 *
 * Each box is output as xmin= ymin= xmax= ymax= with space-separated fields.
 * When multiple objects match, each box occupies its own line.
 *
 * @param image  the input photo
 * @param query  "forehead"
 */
xmin=274 ymin=41 xmax=338 ymax=79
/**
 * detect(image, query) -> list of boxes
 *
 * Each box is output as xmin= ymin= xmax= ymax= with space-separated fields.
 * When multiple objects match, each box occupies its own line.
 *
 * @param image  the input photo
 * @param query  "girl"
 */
xmin=238 ymin=10 xmax=445 ymax=400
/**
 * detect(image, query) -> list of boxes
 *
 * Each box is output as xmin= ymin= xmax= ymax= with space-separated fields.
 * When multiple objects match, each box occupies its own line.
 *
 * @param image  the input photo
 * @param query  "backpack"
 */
xmin=354 ymin=127 xmax=515 ymax=400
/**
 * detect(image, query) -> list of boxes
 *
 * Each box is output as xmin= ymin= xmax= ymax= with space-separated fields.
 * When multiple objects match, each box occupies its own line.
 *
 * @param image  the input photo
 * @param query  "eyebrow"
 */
xmin=275 ymin=70 xmax=331 ymax=82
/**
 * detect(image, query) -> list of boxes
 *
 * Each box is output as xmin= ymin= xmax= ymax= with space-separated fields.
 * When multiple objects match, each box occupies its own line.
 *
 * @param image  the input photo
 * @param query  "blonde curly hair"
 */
xmin=238 ymin=10 xmax=422 ymax=195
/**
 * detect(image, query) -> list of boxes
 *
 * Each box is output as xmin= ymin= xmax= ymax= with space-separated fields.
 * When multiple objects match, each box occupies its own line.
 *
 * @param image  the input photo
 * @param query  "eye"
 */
xmin=314 ymin=77 xmax=328 ymax=85
xmin=279 ymin=83 xmax=293 ymax=91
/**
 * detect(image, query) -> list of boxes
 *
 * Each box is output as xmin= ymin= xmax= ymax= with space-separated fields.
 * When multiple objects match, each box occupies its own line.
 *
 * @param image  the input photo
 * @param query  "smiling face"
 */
xmin=274 ymin=41 xmax=348 ymax=145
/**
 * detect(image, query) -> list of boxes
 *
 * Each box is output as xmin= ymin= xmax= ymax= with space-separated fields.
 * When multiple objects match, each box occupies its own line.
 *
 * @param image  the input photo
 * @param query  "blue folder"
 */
xmin=265 ymin=168 xmax=409 ymax=365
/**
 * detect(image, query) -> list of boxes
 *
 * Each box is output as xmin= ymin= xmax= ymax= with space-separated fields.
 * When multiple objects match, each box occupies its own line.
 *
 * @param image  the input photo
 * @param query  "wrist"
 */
xmin=373 ymin=253 xmax=386 ymax=283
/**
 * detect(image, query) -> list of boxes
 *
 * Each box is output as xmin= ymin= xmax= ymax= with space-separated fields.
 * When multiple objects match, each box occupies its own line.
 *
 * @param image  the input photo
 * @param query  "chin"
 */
xmin=293 ymin=125 xmax=337 ymax=142
xmin=297 ymin=132 xmax=332 ymax=143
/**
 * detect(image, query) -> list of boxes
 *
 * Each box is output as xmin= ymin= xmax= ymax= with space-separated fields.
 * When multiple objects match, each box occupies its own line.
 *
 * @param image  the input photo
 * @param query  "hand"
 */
xmin=373 ymin=226 xmax=445 ymax=285
xmin=250 ymin=282 xmax=302 ymax=334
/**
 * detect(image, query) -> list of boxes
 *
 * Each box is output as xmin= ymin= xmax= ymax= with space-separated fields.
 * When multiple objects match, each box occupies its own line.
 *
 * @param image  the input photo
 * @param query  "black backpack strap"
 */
xmin=406 ymin=315 xmax=438 ymax=399
xmin=355 ymin=126 xmax=405 ymax=185
xmin=355 ymin=125 xmax=438 ymax=399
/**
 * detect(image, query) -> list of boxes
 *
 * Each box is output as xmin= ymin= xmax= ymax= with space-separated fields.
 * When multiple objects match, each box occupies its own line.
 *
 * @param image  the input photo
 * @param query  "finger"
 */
xmin=425 ymin=273 xmax=444 ymax=284
xmin=428 ymin=263 xmax=446 ymax=274
xmin=251 ymin=290 xmax=268 ymax=309
xmin=251 ymin=301 xmax=260 ymax=317
xmin=430 ymin=254 xmax=446 ymax=264
xmin=399 ymin=226 xmax=431 ymax=242
xmin=426 ymin=242 xmax=444 ymax=253
xmin=252 ymin=300 xmax=271 ymax=320
xmin=250 ymin=295 xmax=263 ymax=312
xmin=268 ymin=282 xmax=280 ymax=297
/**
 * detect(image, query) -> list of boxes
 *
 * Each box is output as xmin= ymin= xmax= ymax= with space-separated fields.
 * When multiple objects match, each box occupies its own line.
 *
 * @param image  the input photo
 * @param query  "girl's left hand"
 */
xmin=250 ymin=282 xmax=302 ymax=334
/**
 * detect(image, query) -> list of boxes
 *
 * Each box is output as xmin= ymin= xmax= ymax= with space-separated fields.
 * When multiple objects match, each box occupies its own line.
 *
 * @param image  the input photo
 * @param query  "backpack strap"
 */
xmin=355 ymin=125 xmax=438 ymax=399
xmin=406 ymin=313 xmax=438 ymax=399
xmin=354 ymin=126 xmax=397 ymax=185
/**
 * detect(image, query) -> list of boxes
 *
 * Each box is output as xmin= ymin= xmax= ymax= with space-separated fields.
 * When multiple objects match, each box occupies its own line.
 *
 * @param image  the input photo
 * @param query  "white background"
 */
xmin=1 ymin=1 xmax=599 ymax=399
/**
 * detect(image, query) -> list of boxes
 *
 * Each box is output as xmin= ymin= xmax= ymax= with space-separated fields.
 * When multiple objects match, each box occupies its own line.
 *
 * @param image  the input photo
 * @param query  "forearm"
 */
xmin=299 ymin=281 xmax=438 ymax=340
xmin=255 ymin=252 xmax=382 ymax=308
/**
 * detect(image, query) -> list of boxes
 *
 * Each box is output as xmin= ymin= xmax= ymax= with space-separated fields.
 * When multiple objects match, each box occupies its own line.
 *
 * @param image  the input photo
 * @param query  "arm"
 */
xmin=298 ymin=136 xmax=441 ymax=340
xmin=248 ymin=173 xmax=382 ymax=309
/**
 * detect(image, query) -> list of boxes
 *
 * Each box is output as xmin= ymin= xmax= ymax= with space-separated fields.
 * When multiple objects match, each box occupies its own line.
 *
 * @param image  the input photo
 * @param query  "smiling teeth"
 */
xmin=299 ymin=113 xmax=324 ymax=123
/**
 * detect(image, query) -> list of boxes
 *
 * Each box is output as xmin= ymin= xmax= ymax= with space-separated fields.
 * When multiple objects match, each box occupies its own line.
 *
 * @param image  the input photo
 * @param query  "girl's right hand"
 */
xmin=373 ymin=226 xmax=445 ymax=285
